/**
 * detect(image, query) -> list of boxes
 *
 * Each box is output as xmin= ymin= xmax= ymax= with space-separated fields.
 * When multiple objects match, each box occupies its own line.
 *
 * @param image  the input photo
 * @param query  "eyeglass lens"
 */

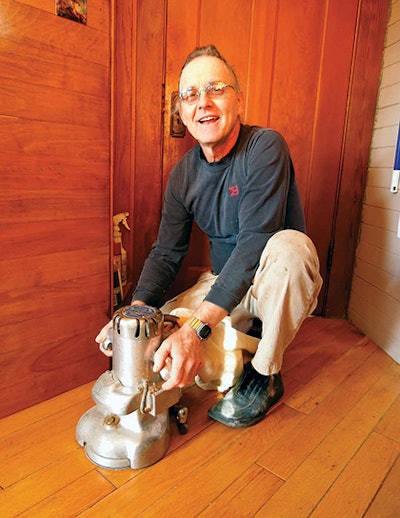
xmin=180 ymin=82 xmax=233 ymax=104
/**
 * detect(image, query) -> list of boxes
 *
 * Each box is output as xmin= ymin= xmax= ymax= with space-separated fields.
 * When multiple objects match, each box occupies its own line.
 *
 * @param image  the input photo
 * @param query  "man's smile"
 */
xmin=198 ymin=115 xmax=220 ymax=124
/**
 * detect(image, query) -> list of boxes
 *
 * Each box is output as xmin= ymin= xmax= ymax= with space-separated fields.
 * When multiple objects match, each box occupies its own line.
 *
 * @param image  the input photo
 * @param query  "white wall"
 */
xmin=348 ymin=0 xmax=400 ymax=363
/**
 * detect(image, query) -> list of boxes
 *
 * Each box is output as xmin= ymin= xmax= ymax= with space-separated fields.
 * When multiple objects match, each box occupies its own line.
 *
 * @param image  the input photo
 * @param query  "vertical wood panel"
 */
xmin=0 ymin=0 xmax=111 ymax=417
xmin=112 ymin=0 xmax=168 ymax=300
xmin=199 ymin=0 xmax=253 ymax=88
xmin=305 ymin=0 xmax=359 ymax=313
xmin=246 ymin=0 xmax=278 ymax=126
xmin=163 ymin=0 xmax=200 ymax=189
xmin=132 ymin=0 xmax=167 ymax=285
xmin=112 ymin=0 xmax=135 ymax=290
xmin=162 ymin=0 xmax=210 ymax=294
xmin=327 ymin=0 xmax=391 ymax=316
xmin=268 ymin=0 xmax=326 ymax=198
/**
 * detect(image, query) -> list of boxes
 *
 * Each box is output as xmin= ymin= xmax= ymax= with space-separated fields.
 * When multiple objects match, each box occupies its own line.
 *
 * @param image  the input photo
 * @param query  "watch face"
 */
xmin=198 ymin=324 xmax=211 ymax=340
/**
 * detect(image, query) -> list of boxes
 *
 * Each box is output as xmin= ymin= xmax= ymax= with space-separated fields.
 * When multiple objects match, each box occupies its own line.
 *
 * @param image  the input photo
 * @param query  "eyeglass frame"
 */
xmin=179 ymin=81 xmax=236 ymax=105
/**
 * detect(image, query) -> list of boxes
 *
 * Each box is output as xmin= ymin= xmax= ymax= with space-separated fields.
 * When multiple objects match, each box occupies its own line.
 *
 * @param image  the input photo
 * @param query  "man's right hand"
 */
xmin=95 ymin=300 xmax=146 ymax=356
xmin=95 ymin=320 xmax=113 ymax=356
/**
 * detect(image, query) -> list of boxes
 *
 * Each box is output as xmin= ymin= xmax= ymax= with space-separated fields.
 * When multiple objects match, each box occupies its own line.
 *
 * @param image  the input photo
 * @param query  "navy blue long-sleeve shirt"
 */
xmin=133 ymin=125 xmax=305 ymax=312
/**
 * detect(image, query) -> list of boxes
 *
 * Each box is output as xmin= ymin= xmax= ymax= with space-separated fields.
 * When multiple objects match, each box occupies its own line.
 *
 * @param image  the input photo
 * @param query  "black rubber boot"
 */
xmin=208 ymin=362 xmax=284 ymax=428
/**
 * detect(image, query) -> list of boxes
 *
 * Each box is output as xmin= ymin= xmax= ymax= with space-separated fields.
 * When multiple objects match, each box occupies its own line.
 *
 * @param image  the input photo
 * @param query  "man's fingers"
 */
xmin=161 ymin=362 xmax=185 ymax=390
xmin=161 ymin=355 xmax=204 ymax=391
xmin=153 ymin=343 xmax=171 ymax=372
xmin=95 ymin=321 xmax=112 ymax=344
xmin=95 ymin=321 xmax=113 ymax=356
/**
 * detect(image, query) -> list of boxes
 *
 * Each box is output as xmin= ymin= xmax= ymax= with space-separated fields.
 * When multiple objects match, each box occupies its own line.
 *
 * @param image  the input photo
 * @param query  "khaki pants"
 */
xmin=161 ymin=230 xmax=323 ymax=392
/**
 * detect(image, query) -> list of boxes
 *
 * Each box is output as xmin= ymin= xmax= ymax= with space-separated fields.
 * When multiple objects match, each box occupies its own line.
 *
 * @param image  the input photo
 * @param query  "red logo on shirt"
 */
xmin=228 ymin=185 xmax=239 ymax=197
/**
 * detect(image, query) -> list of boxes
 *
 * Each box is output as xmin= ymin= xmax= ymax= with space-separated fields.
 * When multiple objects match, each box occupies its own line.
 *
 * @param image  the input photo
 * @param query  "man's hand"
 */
xmin=153 ymin=324 xmax=204 ymax=391
xmin=95 ymin=301 xmax=146 ymax=357
xmin=95 ymin=320 xmax=113 ymax=356
xmin=155 ymin=301 xmax=228 ymax=390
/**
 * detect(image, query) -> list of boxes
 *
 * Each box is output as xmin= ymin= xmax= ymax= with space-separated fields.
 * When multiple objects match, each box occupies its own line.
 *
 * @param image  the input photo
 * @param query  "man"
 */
xmin=97 ymin=44 xmax=322 ymax=428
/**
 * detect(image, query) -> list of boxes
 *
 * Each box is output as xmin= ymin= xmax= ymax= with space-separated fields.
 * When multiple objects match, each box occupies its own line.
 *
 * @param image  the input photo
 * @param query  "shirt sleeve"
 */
xmin=132 ymin=170 xmax=193 ymax=306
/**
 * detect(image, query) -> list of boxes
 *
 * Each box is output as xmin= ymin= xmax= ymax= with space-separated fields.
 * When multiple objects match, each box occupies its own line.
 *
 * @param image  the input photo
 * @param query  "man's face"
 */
xmin=178 ymin=56 xmax=243 ymax=157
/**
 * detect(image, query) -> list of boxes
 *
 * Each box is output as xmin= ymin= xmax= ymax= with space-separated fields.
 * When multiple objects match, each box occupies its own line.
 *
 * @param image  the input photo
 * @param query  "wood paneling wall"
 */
xmin=349 ymin=0 xmax=400 ymax=363
xmin=0 ymin=0 xmax=111 ymax=418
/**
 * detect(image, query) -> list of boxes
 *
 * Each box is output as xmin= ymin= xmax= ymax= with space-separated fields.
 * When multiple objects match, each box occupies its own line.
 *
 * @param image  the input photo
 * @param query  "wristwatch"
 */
xmin=187 ymin=316 xmax=212 ymax=340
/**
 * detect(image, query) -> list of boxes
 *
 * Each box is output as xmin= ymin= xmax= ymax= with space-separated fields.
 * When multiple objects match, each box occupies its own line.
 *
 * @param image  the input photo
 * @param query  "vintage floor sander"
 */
xmin=76 ymin=305 xmax=187 ymax=470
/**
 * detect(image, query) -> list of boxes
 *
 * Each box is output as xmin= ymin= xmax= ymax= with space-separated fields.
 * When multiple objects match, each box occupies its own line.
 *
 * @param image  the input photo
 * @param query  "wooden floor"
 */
xmin=1 ymin=317 xmax=399 ymax=517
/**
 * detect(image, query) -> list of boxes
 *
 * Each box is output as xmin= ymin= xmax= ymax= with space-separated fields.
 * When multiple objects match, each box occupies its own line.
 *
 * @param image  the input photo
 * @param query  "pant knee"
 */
xmin=261 ymin=230 xmax=320 ymax=275
xmin=254 ymin=230 xmax=322 ymax=297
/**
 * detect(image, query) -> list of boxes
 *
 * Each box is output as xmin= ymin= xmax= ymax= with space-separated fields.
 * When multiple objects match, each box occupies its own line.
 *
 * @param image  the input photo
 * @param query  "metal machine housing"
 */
xmin=76 ymin=305 xmax=181 ymax=469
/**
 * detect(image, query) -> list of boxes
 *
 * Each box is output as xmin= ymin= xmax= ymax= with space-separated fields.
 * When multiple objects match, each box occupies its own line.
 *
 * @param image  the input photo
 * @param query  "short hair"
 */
xmin=179 ymin=44 xmax=240 ymax=91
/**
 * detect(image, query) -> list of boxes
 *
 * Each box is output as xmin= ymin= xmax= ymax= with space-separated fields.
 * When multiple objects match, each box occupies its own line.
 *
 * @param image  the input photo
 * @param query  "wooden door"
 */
xmin=160 ymin=0 xmax=389 ymax=314
xmin=115 ymin=0 xmax=388 ymax=317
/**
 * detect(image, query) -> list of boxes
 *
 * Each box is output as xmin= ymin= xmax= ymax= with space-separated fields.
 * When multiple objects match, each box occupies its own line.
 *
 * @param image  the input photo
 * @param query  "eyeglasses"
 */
xmin=179 ymin=81 xmax=235 ymax=105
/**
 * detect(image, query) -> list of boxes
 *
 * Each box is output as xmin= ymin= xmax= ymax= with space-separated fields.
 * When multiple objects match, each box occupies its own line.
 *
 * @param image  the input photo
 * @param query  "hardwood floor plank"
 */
xmin=254 ymin=362 xmax=400 ymax=517
xmin=374 ymin=393 xmax=400 ymax=442
xmin=197 ymin=464 xmax=283 ymax=517
xmin=0 ymin=399 xmax=93 ymax=487
xmin=17 ymin=471 xmax=115 ymax=517
xmin=311 ymin=433 xmax=400 ymax=517
xmin=286 ymin=336 xmax=375 ymax=413
xmin=1 ymin=427 xmax=82 ymax=488
xmin=364 ymin=453 xmax=400 ymax=517
xmin=0 ymin=382 xmax=92 ymax=439
xmin=0 ymin=398 xmax=92 ymax=459
xmin=282 ymin=317 xmax=342 ymax=372
xmin=78 ymin=419 xmax=240 ymax=516
xmin=95 ymin=461 xmax=143 ymax=490
xmin=0 ymin=449 xmax=96 ymax=516
xmin=286 ymin=319 xmax=366 ymax=383
xmin=137 ymin=405 xmax=303 ymax=516
xmin=80 ymin=404 xmax=301 ymax=517
xmin=257 ymin=346 xmax=394 ymax=479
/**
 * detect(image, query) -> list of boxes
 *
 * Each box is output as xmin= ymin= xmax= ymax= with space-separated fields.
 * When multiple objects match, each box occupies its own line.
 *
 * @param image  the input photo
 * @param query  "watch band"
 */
xmin=187 ymin=316 xmax=211 ymax=340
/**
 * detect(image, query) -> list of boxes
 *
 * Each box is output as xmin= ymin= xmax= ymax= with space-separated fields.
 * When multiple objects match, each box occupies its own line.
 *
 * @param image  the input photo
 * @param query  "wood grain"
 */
xmin=0 ymin=0 xmax=111 ymax=417
xmin=1 ymin=317 xmax=399 ymax=516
